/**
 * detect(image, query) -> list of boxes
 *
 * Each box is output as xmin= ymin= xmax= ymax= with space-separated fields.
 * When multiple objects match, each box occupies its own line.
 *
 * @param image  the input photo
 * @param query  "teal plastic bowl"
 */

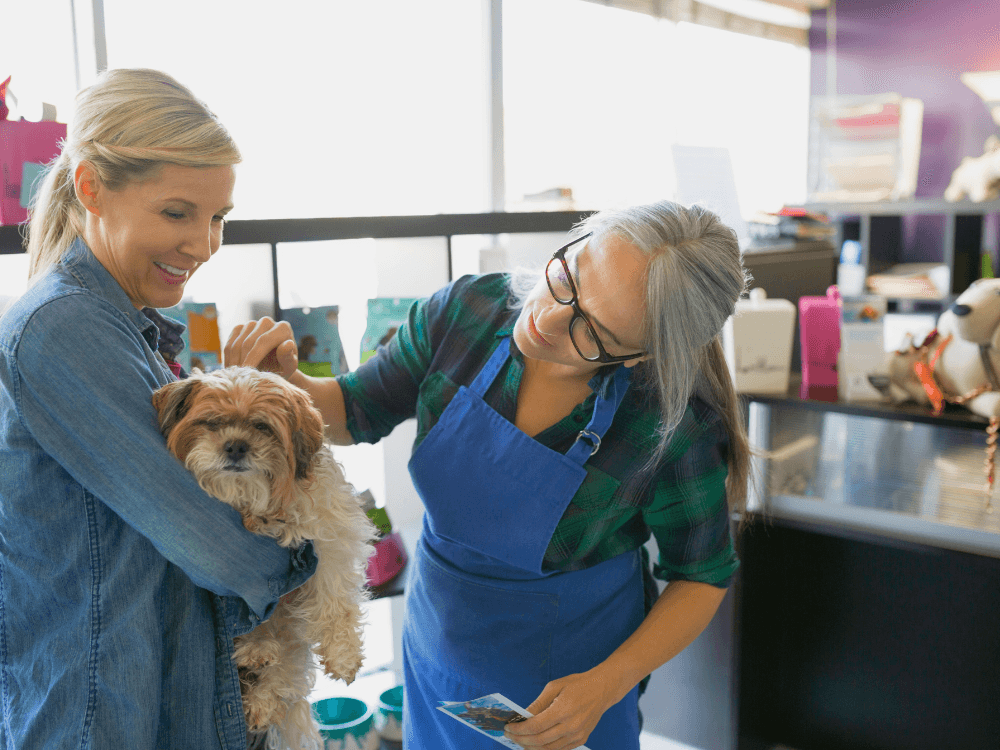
xmin=311 ymin=697 xmax=375 ymax=746
xmin=375 ymin=685 xmax=404 ymax=740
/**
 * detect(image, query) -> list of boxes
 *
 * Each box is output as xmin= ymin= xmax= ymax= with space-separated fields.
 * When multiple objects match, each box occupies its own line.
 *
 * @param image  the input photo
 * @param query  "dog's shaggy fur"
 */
xmin=152 ymin=367 xmax=375 ymax=749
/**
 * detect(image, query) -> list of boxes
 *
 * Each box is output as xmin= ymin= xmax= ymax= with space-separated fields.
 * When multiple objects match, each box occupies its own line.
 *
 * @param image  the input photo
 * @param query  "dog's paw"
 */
xmin=321 ymin=652 xmax=364 ymax=685
xmin=235 ymin=638 xmax=282 ymax=670
xmin=241 ymin=676 xmax=289 ymax=733
xmin=242 ymin=691 xmax=274 ymax=732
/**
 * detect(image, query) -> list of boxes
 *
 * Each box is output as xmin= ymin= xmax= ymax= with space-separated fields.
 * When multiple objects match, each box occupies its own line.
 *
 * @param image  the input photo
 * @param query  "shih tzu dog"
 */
xmin=152 ymin=367 xmax=375 ymax=749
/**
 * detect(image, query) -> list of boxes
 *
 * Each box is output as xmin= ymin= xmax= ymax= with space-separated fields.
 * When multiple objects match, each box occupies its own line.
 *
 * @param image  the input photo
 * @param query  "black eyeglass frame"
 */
xmin=545 ymin=232 xmax=647 ymax=364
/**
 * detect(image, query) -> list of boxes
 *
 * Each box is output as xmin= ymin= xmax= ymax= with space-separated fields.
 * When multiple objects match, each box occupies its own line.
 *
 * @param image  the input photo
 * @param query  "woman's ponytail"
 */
xmin=27 ymin=150 xmax=83 ymax=279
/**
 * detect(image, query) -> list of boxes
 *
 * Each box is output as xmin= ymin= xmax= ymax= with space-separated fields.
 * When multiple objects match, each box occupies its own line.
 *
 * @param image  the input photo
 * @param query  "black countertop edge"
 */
xmin=744 ymin=376 xmax=991 ymax=431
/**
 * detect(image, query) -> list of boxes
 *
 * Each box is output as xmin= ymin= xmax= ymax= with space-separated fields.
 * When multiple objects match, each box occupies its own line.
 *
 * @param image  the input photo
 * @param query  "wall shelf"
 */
xmin=803 ymin=198 xmax=1000 ymax=296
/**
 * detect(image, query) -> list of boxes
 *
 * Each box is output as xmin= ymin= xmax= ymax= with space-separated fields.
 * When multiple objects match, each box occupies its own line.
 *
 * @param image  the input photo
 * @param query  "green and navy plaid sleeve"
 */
xmin=641 ymin=402 xmax=738 ymax=587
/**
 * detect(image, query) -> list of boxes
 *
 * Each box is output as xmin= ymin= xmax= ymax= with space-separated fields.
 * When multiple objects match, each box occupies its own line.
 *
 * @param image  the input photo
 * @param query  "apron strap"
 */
xmin=469 ymin=336 xmax=632 ymax=466
xmin=565 ymin=363 xmax=632 ymax=465
xmin=469 ymin=338 xmax=513 ymax=397
xmin=470 ymin=337 xmax=633 ymax=465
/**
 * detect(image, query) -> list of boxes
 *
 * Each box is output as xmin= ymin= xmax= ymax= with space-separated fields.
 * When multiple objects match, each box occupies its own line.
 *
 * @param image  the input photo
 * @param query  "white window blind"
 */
xmin=574 ymin=0 xmax=828 ymax=46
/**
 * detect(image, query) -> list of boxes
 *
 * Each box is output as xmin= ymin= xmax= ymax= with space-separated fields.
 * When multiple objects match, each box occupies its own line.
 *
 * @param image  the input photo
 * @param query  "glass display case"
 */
xmin=748 ymin=395 xmax=1000 ymax=558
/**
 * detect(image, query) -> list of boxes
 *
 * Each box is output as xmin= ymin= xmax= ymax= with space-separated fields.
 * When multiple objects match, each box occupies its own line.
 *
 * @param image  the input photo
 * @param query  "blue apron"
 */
xmin=402 ymin=338 xmax=645 ymax=750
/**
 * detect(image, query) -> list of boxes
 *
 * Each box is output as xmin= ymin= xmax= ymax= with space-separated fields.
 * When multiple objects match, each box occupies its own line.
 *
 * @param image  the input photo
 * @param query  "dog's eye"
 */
xmin=199 ymin=419 xmax=222 ymax=431
xmin=254 ymin=422 xmax=274 ymax=435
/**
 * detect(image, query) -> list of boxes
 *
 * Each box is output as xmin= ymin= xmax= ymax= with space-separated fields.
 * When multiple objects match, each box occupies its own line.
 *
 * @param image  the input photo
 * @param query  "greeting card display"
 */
xmin=360 ymin=298 xmax=417 ymax=364
xmin=281 ymin=305 xmax=350 ymax=377
xmin=161 ymin=301 xmax=223 ymax=372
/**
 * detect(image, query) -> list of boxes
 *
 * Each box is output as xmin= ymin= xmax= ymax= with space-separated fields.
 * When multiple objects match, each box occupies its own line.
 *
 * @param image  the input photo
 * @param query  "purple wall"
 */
xmin=810 ymin=0 xmax=1000 ymax=197
xmin=810 ymin=1 xmax=1000 ymax=262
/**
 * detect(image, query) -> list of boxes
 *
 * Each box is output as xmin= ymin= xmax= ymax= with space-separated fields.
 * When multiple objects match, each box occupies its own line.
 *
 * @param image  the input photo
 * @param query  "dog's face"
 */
xmin=152 ymin=367 xmax=324 ymax=526
xmin=940 ymin=278 xmax=1000 ymax=346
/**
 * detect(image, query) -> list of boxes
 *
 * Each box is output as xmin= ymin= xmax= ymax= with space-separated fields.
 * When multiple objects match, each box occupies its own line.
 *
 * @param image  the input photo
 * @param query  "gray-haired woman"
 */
xmin=229 ymin=199 xmax=751 ymax=750
xmin=0 ymin=69 xmax=316 ymax=749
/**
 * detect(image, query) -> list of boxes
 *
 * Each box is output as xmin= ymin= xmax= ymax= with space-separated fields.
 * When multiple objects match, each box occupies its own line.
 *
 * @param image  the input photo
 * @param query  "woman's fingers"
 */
xmin=224 ymin=318 xmax=298 ymax=377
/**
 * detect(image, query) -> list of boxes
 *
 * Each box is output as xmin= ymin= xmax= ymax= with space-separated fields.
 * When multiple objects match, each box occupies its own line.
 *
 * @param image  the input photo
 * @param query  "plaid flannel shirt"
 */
xmin=338 ymin=274 xmax=738 ymax=587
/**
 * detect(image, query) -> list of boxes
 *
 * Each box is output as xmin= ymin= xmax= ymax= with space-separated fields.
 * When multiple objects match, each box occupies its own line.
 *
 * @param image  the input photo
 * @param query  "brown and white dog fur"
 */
xmin=152 ymin=367 xmax=375 ymax=750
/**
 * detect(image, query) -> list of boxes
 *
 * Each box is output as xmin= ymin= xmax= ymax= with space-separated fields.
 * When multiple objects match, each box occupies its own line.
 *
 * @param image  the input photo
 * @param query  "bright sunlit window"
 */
xmin=503 ymin=0 xmax=810 ymax=216
xmin=103 ymin=0 xmax=490 ymax=220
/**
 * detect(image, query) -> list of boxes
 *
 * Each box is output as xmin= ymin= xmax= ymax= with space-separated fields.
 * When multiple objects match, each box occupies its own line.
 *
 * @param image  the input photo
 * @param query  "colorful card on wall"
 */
xmin=161 ymin=300 xmax=223 ymax=372
xmin=361 ymin=298 xmax=417 ymax=364
xmin=280 ymin=305 xmax=350 ymax=377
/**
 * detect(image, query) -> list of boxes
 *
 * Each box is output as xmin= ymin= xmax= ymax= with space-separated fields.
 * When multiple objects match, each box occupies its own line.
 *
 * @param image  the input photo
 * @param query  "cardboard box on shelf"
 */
xmin=723 ymin=288 xmax=797 ymax=394
xmin=839 ymin=295 xmax=888 ymax=402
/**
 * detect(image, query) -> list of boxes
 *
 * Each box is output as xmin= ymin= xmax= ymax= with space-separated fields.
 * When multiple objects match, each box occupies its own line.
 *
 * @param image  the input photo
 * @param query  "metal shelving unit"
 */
xmin=804 ymin=197 xmax=1000 ymax=296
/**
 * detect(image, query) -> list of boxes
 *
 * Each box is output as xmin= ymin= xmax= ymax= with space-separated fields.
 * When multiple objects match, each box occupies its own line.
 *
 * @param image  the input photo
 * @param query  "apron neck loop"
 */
xmin=472 ymin=337 xmax=632 ymax=465
xmin=566 ymin=363 xmax=632 ymax=465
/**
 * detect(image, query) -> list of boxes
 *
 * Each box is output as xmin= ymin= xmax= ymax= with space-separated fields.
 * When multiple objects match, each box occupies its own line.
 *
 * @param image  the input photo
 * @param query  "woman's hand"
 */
xmin=503 ymin=669 xmax=620 ymax=750
xmin=225 ymin=318 xmax=299 ymax=378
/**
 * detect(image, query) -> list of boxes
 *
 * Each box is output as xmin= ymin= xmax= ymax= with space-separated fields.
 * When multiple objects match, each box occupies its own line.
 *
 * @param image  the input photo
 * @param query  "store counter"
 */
xmin=734 ymin=378 xmax=1000 ymax=750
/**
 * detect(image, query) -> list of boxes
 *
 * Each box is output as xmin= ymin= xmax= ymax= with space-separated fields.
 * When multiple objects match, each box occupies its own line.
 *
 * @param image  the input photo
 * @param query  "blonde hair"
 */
xmin=509 ymin=200 xmax=753 ymax=518
xmin=27 ymin=68 xmax=241 ymax=279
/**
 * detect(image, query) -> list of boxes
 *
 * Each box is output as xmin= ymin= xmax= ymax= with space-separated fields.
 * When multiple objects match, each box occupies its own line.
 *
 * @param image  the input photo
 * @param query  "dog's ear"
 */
xmin=289 ymin=387 xmax=325 ymax=480
xmin=151 ymin=378 xmax=201 ymax=436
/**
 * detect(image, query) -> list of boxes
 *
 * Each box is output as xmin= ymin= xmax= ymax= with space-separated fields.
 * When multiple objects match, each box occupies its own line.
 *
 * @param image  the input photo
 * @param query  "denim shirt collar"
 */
xmin=60 ymin=238 xmax=185 ymax=355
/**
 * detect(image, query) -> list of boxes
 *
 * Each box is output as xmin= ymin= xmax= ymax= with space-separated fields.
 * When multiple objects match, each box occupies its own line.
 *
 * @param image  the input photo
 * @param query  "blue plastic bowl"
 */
xmin=375 ymin=685 xmax=404 ymax=740
xmin=311 ymin=696 xmax=374 ymax=742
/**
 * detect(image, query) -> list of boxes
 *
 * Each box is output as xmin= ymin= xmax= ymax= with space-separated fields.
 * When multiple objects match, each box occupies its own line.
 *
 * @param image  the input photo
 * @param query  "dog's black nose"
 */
xmin=951 ymin=303 xmax=972 ymax=316
xmin=224 ymin=439 xmax=249 ymax=459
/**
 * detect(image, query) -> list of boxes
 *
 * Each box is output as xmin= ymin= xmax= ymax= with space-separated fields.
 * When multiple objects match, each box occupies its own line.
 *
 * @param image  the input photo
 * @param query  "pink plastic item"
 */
xmin=366 ymin=531 xmax=408 ymax=587
xmin=0 ymin=115 xmax=67 ymax=226
xmin=798 ymin=285 xmax=842 ymax=401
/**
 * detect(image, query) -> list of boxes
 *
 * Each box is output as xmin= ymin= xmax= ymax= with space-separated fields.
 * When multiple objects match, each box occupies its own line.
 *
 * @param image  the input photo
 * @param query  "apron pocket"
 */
xmin=405 ymin=546 xmax=560 ymax=686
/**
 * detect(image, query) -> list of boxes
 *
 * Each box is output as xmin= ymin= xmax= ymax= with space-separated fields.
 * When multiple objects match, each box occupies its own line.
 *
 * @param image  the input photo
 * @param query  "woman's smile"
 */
xmin=528 ymin=312 xmax=553 ymax=346
xmin=153 ymin=261 xmax=193 ymax=285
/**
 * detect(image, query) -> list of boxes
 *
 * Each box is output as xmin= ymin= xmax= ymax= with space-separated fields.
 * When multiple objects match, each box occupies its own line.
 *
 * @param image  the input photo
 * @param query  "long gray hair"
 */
xmin=27 ymin=68 xmax=241 ymax=279
xmin=510 ymin=200 xmax=751 ymax=516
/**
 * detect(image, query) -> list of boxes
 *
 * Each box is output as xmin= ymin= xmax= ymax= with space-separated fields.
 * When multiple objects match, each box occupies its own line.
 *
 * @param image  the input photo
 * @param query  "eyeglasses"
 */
xmin=545 ymin=233 xmax=647 ymax=364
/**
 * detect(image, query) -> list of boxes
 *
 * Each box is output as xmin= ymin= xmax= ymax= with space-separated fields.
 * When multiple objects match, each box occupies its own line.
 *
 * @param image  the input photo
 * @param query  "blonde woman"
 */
xmin=0 ymin=69 xmax=316 ymax=749
xmin=229 ymin=200 xmax=751 ymax=750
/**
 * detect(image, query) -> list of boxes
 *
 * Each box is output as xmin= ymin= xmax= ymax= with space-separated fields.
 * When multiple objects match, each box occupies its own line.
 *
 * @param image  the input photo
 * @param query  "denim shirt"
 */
xmin=0 ymin=240 xmax=318 ymax=749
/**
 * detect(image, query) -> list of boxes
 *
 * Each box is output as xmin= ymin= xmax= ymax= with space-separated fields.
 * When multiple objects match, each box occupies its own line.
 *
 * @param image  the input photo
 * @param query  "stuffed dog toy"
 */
xmin=879 ymin=278 xmax=1000 ymax=419
xmin=874 ymin=278 xmax=1000 ymax=504
xmin=945 ymin=135 xmax=1000 ymax=203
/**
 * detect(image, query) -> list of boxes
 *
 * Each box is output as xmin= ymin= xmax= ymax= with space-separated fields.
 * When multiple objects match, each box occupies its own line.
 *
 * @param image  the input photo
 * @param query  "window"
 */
xmin=102 ymin=0 xmax=491 ymax=220
xmin=503 ymin=0 xmax=810 ymax=215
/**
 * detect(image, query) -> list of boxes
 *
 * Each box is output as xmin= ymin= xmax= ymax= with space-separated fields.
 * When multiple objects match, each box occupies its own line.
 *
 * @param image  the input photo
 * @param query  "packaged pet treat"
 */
xmin=161 ymin=300 xmax=223 ymax=372
xmin=361 ymin=298 xmax=418 ymax=364
xmin=358 ymin=489 xmax=407 ymax=588
xmin=281 ymin=305 xmax=350 ymax=377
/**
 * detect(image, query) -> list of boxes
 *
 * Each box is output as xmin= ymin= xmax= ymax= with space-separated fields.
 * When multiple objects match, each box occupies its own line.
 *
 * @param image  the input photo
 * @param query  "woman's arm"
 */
xmin=14 ymin=297 xmax=314 ymax=619
xmin=224 ymin=317 xmax=354 ymax=445
xmin=504 ymin=581 xmax=727 ymax=750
